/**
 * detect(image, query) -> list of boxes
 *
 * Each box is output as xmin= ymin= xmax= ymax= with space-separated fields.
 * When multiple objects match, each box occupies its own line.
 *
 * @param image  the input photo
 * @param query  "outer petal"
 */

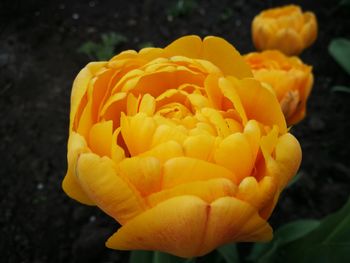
xmin=62 ymin=132 xmax=93 ymax=205
xmin=165 ymin=35 xmax=252 ymax=78
xmin=199 ymin=197 xmax=272 ymax=255
xmin=272 ymin=28 xmax=303 ymax=55
xmin=300 ymin=12 xmax=318 ymax=48
xmin=262 ymin=133 xmax=302 ymax=189
xmin=76 ymin=153 xmax=147 ymax=224
xmin=106 ymin=196 xmax=210 ymax=258
xmin=165 ymin=35 xmax=203 ymax=59
xmin=258 ymin=132 xmax=301 ymax=220
xmin=107 ymin=196 xmax=272 ymax=258
xmin=201 ymin=36 xmax=253 ymax=78
xmin=70 ymin=62 xmax=107 ymax=131
xmin=236 ymin=176 xmax=277 ymax=210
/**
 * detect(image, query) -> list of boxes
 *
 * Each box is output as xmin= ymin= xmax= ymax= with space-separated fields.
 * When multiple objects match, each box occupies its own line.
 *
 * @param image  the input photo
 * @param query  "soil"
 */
xmin=1 ymin=0 xmax=349 ymax=262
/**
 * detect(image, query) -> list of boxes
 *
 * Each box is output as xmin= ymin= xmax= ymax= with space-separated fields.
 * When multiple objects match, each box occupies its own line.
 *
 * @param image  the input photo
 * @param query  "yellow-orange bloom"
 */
xmin=62 ymin=36 xmax=302 ymax=258
xmin=252 ymin=5 xmax=317 ymax=55
xmin=244 ymin=50 xmax=313 ymax=125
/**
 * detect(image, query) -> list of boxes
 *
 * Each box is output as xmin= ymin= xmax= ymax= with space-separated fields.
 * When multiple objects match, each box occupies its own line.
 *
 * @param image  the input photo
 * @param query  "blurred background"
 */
xmin=0 ymin=0 xmax=349 ymax=262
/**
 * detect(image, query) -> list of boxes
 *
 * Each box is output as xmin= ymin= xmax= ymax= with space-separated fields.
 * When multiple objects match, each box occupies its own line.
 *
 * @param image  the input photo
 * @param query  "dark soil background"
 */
xmin=1 ymin=0 xmax=349 ymax=262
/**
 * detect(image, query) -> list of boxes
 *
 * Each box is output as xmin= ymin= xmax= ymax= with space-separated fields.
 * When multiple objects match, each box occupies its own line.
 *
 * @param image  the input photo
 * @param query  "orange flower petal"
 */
xmin=106 ymin=196 xmax=271 ymax=258
xmin=139 ymin=141 xmax=183 ymax=163
xmin=202 ymin=36 xmax=253 ymax=78
xmin=147 ymin=178 xmax=237 ymax=207
xmin=62 ymin=132 xmax=93 ymax=205
xmin=88 ymin=120 xmax=113 ymax=157
xmin=70 ymin=62 xmax=107 ymax=131
xmin=214 ymin=133 xmax=254 ymax=182
xmin=236 ymin=176 xmax=277 ymax=210
xmin=106 ymin=196 xmax=210 ymax=258
xmin=183 ymin=134 xmax=216 ymax=161
xmin=232 ymin=77 xmax=287 ymax=133
xmin=199 ymin=197 xmax=272 ymax=255
xmin=165 ymin=35 xmax=203 ymax=59
xmin=76 ymin=153 xmax=147 ymax=224
xmin=120 ymin=113 xmax=156 ymax=155
xmin=162 ymin=157 xmax=238 ymax=188
xmin=118 ymin=157 xmax=162 ymax=196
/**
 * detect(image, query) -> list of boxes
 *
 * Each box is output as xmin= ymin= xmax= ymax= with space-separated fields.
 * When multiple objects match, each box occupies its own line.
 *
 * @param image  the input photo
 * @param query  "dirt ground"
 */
xmin=1 ymin=0 xmax=349 ymax=262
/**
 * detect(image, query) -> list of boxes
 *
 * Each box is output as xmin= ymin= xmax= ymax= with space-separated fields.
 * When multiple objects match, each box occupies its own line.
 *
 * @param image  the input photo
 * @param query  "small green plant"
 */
xmin=78 ymin=32 xmax=128 ymax=61
xmin=329 ymin=38 xmax=350 ymax=93
xmin=138 ymin=41 xmax=154 ymax=49
xmin=167 ymin=0 xmax=197 ymax=19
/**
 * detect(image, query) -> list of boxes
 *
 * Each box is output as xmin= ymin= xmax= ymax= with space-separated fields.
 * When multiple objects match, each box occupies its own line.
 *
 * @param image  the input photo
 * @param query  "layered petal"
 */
xmin=244 ymin=50 xmax=313 ymax=125
xmin=62 ymin=132 xmax=93 ymax=205
xmin=76 ymin=153 xmax=147 ymax=224
xmin=107 ymin=196 xmax=272 ymax=258
xmin=64 ymin=35 xmax=302 ymax=258
xmin=251 ymin=5 xmax=318 ymax=55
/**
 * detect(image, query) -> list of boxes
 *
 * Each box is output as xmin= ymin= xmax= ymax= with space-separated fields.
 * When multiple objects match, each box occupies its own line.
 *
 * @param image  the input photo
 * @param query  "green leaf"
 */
xmin=217 ymin=243 xmax=239 ymax=263
xmin=331 ymin=85 xmax=350 ymax=93
xmin=77 ymin=41 xmax=98 ymax=59
xmin=153 ymin=251 xmax=195 ymax=263
xmin=248 ymin=220 xmax=320 ymax=263
xmin=329 ymin=38 xmax=350 ymax=75
xmin=276 ymin=219 xmax=321 ymax=244
xmin=129 ymin=250 xmax=154 ymax=263
xmin=281 ymin=197 xmax=350 ymax=263
xmin=78 ymin=32 xmax=127 ymax=61
xmin=299 ymin=243 xmax=350 ymax=263
xmin=139 ymin=41 xmax=154 ymax=49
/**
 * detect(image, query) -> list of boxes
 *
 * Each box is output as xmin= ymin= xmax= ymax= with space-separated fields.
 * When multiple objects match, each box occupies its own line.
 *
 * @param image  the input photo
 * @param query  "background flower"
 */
xmin=252 ymin=5 xmax=318 ymax=55
xmin=244 ymin=50 xmax=313 ymax=125
xmin=62 ymin=36 xmax=301 ymax=257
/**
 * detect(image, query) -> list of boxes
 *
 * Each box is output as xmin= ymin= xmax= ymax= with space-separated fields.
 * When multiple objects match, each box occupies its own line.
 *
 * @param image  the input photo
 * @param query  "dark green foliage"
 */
xmin=248 ymin=220 xmax=320 ymax=263
xmin=329 ymin=38 xmax=350 ymax=74
xmin=329 ymin=38 xmax=350 ymax=93
xmin=78 ymin=32 xmax=127 ymax=60
xmin=217 ymin=243 xmax=239 ymax=263
xmin=248 ymin=197 xmax=350 ymax=263
xmin=167 ymin=0 xmax=198 ymax=18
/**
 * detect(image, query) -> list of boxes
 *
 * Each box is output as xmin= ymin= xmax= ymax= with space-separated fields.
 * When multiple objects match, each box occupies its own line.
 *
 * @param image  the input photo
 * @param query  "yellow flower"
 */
xmin=62 ymin=36 xmax=301 ymax=258
xmin=252 ymin=5 xmax=318 ymax=55
xmin=244 ymin=50 xmax=313 ymax=125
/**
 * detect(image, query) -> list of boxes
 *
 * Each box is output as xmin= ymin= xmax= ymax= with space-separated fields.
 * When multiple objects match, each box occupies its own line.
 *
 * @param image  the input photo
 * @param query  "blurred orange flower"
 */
xmin=62 ymin=35 xmax=302 ymax=258
xmin=244 ymin=50 xmax=313 ymax=125
xmin=252 ymin=5 xmax=317 ymax=55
